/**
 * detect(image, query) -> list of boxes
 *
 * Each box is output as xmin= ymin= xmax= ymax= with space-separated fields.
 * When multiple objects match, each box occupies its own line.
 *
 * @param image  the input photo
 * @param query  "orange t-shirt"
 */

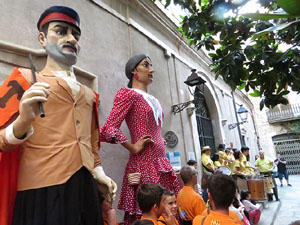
xmin=177 ymin=186 xmax=206 ymax=221
xmin=158 ymin=216 xmax=179 ymax=225
xmin=141 ymin=216 xmax=159 ymax=225
xmin=103 ymin=217 xmax=119 ymax=225
xmin=193 ymin=209 xmax=243 ymax=225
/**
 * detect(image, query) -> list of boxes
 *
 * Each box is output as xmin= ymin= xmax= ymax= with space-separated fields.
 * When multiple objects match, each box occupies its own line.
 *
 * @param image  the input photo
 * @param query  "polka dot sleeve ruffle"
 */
xmin=100 ymin=88 xmax=134 ymax=144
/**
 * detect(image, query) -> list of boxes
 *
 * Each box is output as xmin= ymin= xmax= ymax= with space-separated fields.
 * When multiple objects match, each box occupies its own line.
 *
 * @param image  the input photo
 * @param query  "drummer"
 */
xmin=226 ymin=148 xmax=235 ymax=175
xmin=212 ymin=153 xmax=222 ymax=168
xmin=201 ymin=146 xmax=216 ymax=174
xmin=217 ymin=144 xmax=228 ymax=166
xmin=241 ymin=146 xmax=256 ymax=175
xmin=255 ymin=151 xmax=279 ymax=201
xmin=233 ymin=150 xmax=252 ymax=191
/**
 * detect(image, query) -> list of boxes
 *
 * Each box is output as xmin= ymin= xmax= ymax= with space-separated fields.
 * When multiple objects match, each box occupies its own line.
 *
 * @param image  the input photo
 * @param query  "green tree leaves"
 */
xmin=154 ymin=0 xmax=300 ymax=109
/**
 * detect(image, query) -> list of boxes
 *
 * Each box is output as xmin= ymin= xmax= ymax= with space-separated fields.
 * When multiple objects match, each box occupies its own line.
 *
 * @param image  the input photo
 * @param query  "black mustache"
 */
xmin=62 ymin=43 xmax=77 ymax=53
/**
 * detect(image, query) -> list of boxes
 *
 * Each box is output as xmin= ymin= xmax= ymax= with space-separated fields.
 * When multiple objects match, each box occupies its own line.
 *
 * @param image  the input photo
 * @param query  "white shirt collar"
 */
xmin=132 ymin=88 xmax=163 ymax=127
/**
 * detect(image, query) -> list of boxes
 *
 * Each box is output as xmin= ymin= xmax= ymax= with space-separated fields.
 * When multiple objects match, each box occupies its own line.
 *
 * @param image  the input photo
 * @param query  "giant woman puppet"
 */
xmin=100 ymin=54 xmax=181 ymax=224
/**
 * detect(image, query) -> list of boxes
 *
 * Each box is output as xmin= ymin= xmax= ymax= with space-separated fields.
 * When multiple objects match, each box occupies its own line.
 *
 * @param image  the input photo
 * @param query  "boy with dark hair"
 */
xmin=137 ymin=183 xmax=165 ymax=225
xmin=193 ymin=174 xmax=242 ymax=225
xmin=137 ymin=184 xmax=176 ymax=225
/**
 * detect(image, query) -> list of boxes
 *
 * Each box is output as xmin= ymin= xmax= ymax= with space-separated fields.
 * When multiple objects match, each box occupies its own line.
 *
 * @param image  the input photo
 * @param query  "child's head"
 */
xmin=240 ymin=190 xmax=251 ymax=201
xmin=187 ymin=159 xmax=198 ymax=169
xmin=99 ymin=194 xmax=113 ymax=214
xmin=163 ymin=190 xmax=177 ymax=217
xmin=212 ymin=153 xmax=220 ymax=162
xmin=137 ymin=183 xmax=166 ymax=217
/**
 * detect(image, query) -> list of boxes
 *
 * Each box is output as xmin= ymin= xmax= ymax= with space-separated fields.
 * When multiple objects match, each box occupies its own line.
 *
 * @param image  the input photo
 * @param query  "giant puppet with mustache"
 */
xmin=0 ymin=6 xmax=116 ymax=225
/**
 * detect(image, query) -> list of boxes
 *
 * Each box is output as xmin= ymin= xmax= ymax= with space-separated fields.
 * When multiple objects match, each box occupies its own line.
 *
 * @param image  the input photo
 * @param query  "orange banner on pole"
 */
xmin=0 ymin=68 xmax=30 ymax=225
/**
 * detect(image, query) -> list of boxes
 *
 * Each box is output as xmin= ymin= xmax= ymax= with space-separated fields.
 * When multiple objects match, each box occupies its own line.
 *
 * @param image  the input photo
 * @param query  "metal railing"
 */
xmin=266 ymin=103 xmax=300 ymax=123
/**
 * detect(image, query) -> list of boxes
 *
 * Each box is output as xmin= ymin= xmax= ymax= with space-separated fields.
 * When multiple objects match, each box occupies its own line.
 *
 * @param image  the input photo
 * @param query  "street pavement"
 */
xmin=259 ymin=174 xmax=300 ymax=225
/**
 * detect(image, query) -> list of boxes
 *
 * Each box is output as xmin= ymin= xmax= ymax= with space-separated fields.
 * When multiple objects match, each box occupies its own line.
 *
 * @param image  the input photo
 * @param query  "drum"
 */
xmin=218 ymin=166 xmax=231 ymax=175
xmin=247 ymin=179 xmax=266 ymax=201
xmin=264 ymin=176 xmax=275 ymax=194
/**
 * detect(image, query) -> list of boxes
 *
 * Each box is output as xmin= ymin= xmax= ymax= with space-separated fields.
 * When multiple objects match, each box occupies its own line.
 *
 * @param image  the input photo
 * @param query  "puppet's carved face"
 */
xmin=45 ymin=21 xmax=81 ymax=66
xmin=132 ymin=58 xmax=154 ymax=86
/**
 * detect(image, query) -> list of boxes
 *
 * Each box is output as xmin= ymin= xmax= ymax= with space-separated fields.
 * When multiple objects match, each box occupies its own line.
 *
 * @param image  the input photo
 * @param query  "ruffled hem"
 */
xmin=99 ymin=126 xmax=128 ymax=143
xmin=117 ymin=157 xmax=180 ymax=214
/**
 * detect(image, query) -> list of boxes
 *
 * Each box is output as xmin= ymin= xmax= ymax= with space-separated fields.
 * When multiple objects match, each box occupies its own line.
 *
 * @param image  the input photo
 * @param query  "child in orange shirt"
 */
xmin=99 ymin=194 xmax=118 ymax=225
xmin=193 ymin=174 xmax=243 ymax=225
xmin=158 ymin=190 xmax=179 ymax=225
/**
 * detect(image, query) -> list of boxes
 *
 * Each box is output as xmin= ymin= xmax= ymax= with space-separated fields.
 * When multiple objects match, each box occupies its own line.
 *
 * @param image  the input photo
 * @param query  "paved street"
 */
xmin=259 ymin=174 xmax=300 ymax=225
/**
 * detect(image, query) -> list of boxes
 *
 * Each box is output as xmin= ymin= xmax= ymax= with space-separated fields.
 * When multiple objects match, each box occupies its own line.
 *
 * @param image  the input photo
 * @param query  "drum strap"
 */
xmin=200 ymin=216 xmax=206 ymax=225
xmin=202 ymin=164 xmax=214 ymax=174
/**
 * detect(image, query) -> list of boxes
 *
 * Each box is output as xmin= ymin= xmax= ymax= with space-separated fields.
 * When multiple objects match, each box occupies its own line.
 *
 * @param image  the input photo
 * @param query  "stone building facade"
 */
xmin=252 ymin=91 xmax=300 ymax=174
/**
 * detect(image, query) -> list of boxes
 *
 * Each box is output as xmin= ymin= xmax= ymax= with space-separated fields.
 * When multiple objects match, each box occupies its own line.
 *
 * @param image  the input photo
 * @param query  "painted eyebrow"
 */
xmin=52 ymin=24 xmax=68 ymax=29
xmin=72 ymin=29 xmax=80 ymax=36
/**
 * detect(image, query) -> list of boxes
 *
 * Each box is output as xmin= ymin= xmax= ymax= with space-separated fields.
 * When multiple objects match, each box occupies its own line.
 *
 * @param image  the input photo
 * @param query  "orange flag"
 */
xmin=0 ymin=68 xmax=30 ymax=225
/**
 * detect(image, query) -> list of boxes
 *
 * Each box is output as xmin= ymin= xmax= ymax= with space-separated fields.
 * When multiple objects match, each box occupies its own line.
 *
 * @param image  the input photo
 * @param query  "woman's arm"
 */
xmin=121 ymin=136 xmax=153 ymax=154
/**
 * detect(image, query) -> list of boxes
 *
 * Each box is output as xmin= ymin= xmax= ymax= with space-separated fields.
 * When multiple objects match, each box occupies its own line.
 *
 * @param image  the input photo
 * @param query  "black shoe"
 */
xmin=280 ymin=184 xmax=283 ymax=187
xmin=288 ymin=184 xmax=292 ymax=187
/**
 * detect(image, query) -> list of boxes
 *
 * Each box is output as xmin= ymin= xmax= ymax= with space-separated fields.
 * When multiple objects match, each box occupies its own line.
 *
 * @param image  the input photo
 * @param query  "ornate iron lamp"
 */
xmin=228 ymin=105 xmax=248 ymax=130
xmin=171 ymin=69 xmax=206 ymax=115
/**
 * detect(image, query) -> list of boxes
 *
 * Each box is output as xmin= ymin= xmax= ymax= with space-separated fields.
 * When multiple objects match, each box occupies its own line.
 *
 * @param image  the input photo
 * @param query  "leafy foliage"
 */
xmin=154 ymin=0 xmax=300 ymax=109
xmin=289 ymin=120 xmax=300 ymax=134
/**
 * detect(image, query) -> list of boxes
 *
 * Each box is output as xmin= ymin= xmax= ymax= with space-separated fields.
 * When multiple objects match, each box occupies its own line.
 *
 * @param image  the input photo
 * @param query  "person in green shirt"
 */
xmin=255 ymin=151 xmax=274 ymax=173
xmin=255 ymin=151 xmax=279 ymax=201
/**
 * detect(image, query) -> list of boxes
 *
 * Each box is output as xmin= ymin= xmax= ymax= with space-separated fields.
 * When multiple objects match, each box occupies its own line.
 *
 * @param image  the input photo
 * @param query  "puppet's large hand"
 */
xmin=14 ymin=82 xmax=49 ymax=138
xmin=93 ymin=166 xmax=117 ymax=203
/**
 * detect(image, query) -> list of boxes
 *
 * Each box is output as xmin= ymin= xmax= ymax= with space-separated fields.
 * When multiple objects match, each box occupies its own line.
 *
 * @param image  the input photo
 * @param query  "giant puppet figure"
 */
xmin=100 ymin=54 xmax=181 ymax=225
xmin=0 ymin=6 xmax=116 ymax=225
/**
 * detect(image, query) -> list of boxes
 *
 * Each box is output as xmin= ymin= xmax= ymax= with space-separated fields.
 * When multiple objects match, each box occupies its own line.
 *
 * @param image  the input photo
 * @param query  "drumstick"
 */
xmin=28 ymin=54 xmax=45 ymax=118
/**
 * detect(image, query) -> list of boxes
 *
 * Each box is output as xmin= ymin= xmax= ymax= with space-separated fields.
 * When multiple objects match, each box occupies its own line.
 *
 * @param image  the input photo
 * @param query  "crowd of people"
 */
xmin=0 ymin=4 xmax=293 ymax=225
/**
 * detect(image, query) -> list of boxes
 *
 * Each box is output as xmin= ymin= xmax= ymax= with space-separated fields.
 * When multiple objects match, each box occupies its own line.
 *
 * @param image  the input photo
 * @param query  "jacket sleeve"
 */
xmin=91 ymin=101 xmax=101 ymax=167
xmin=100 ymin=88 xmax=135 ymax=144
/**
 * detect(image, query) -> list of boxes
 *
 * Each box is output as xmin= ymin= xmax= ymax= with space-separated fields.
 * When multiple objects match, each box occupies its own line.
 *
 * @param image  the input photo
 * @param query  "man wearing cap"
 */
xmin=201 ymin=146 xmax=215 ymax=174
xmin=0 ymin=5 xmax=116 ymax=225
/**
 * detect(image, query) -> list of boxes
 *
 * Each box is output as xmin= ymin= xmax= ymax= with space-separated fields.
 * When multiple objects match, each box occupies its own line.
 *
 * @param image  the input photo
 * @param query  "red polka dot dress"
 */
xmin=100 ymin=88 xmax=180 ymax=218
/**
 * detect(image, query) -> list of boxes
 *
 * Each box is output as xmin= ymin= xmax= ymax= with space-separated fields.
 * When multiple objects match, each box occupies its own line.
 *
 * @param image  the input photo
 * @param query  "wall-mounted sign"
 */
xmin=164 ymin=131 xmax=178 ymax=148
xmin=188 ymin=152 xmax=196 ymax=161
xmin=166 ymin=152 xmax=181 ymax=171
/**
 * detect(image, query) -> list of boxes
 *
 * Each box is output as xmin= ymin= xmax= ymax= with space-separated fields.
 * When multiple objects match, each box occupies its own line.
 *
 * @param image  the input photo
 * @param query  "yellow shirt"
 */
xmin=202 ymin=154 xmax=215 ymax=172
xmin=255 ymin=158 xmax=273 ymax=172
xmin=241 ymin=154 xmax=247 ymax=166
xmin=234 ymin=159 xmax=247 ymax=173
xmin=214 ymin=161 xmax=222 ymax=167
xmin=227 ymin=153 xmax=235 ymax=175
xmin=218 ymin=150 xmax=227 ymax=165
xmin=245 ymin=161 xmax=255 ymax=174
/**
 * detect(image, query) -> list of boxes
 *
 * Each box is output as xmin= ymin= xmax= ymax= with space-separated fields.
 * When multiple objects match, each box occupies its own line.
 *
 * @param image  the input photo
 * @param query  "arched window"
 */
xmin=194 ymin=87 xmax=216 ymax=153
